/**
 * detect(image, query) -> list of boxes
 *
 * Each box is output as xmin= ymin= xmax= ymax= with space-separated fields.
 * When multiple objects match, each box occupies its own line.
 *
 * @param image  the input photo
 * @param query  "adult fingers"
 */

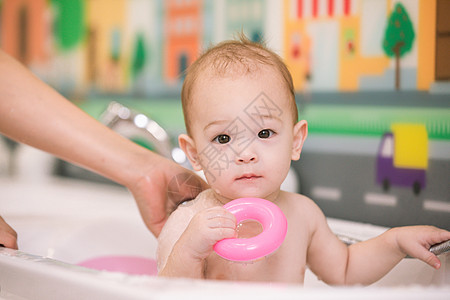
xmin=0 ymin=217 xmax=18 ymax=249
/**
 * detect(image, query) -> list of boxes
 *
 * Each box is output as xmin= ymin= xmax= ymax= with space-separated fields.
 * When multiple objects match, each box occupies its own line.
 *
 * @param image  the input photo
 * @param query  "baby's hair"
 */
xmin=181 ymin=33 xmax=298 ymax=135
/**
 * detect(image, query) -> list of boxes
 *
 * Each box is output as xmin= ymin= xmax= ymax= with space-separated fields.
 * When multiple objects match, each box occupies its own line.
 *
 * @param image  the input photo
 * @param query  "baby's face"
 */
xmin=183 ymin=67 xmax=305 ymax=202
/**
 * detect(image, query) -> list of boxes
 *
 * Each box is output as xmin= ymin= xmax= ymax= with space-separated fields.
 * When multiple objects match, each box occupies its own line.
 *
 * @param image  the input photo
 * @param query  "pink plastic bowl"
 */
xmin=78 ymin=256 xmax=157 ymax=275
xmin=213 ymin=197 xmax=288 ymax=262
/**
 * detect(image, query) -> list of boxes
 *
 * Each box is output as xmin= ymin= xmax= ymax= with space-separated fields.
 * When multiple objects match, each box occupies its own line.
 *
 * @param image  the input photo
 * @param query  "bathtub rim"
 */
xmin=1 ymin=248 xmax=450 ymax=300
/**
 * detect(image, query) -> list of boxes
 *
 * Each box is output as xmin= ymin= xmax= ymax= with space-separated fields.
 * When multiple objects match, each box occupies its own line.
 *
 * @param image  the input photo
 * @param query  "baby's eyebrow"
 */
xmin=204 ymin=120 xmax=230 ymax=132
xmin=253 ymin=114 xmax=283 ymax=124
xmin=204 ymin=115 xmax=282 ymax=132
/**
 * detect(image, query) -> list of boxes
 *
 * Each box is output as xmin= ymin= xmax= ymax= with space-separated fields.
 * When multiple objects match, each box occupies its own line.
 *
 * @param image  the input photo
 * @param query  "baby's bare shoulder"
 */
xmin=279 ymin=191 xmax=326 ymax=233
xmin=280 ymin=191 xmax=322 ymax=215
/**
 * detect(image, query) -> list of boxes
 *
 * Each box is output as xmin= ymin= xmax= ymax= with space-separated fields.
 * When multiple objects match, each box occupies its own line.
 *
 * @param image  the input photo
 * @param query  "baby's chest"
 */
xmin=205 ymin=237 xmax=307 ymax=283
xmin=204 ymin=201 xmax=311 ymax=283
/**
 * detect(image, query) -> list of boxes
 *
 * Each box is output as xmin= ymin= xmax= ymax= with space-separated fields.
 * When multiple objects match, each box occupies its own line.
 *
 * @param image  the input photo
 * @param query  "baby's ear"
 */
xmin=178 ymin=134 xmax=203 ymax=171
xmin=291 ymin=120 xmax=308 ymax=161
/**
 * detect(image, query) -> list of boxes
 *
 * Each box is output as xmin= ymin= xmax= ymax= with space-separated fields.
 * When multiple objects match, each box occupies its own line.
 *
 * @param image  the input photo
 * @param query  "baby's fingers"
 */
xmin=208 ymin=216 xmax=236 ymax=230
xmin=208 ymin=217 xmax=237 ymax=240
xmin=414 ymin=228 xmax=450 ymax=269
xmin=202 ymin=208 xmax=237 ymax=240
xmin=205 ymin=207 xmax=236 ymax=230
xmin=414 ymin=247 xmax=441 ymax=269
xmin=426 ymin=228 xmax=450 ymax=247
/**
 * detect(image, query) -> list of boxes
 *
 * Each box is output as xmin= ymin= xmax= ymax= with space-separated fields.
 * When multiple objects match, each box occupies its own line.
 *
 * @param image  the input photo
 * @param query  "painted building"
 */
xmin=164 ymin=0 xmax=202 ymax=82
xmin=1 ymin=0 xmax=47 ymax=65
xmin=0 ymin=0 xmax=448 ymax=95
xmin=284 ymin=0 xmax=391 ymax=91
xmin=339 ymin=0 xmax=390 ymax=91
xmin=283 ymin=0 xmax=447 ymax=92
xmin=85 ymin=0 xmax=128 ymax=92
xmin=125 ymin=0 xmax=162 ymax=95
xmin=225 ymin=0 xmax=265 ymax=42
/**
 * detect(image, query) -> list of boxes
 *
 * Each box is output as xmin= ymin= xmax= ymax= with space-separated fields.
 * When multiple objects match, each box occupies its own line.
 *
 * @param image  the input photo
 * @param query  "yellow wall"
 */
xmin=338 ymin=16 xmax=390 ymax=91
xmin=417 ymin=0 xmax=436 ymax=90
xmin=85 ymin=0 xmax=127 ymax=91
xmin=283 ymin=0 xmax=308 ymax=91
xmin=284 ymin=21 xmax=309 ymax=90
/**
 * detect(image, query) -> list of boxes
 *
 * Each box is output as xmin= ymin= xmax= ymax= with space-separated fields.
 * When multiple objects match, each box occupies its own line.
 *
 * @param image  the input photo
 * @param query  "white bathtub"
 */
xmin=1 ymin=175 xmax=449 ymax=299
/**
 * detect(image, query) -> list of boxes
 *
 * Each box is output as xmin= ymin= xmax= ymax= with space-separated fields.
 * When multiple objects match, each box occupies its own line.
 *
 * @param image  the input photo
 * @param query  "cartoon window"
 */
xmin=436 ymin=0 xmax=450 ymax=80
xmin=110 ymin=28 xmax=121 ymax=62
xmin=291 ymin=33 xmax=301 ymax=59
xmin=179 ymin=52 xmax=188 ymax=78
xmin=381 ymin=135 xmax=393 ymax=158
xmin=344 ymin=28 xmax=355 ymax=56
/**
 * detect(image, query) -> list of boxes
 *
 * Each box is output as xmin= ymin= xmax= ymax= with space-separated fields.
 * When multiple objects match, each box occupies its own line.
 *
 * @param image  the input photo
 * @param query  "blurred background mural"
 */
xmin=0 ymin=0 xmax=449 ymax=228
xmin=1 ymin=0 xmax=449 ymax=96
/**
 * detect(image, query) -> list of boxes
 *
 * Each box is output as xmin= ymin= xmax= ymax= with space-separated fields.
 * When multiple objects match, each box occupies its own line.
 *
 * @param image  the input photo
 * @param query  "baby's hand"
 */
xmin=393 ymin=226 xmax=450 ymax=269
xmin=180 ymin=207 xmax=236 ymax=260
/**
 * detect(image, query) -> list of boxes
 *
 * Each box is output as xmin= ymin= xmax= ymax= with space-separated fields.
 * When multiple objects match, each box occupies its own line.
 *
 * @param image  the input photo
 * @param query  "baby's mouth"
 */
xmin=235 ymin=174 xmax=262 ymax=181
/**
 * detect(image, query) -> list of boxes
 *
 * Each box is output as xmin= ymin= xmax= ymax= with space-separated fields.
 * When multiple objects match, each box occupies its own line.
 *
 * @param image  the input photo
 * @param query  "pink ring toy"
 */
xmin=213 ymin=197 xmax=288 ymax=262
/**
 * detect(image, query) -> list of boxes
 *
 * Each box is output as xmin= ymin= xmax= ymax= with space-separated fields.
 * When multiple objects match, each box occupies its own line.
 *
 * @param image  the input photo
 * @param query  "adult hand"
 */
xmin=127 ymin=155 xmax=208 ymax=237
xmin=0 ymin=216 xmax=18 ymax=249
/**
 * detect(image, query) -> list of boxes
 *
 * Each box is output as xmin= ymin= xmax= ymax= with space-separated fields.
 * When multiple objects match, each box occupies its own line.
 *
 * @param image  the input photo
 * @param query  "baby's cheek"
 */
xmin=198 ymin=149 xmax=232 ymax=181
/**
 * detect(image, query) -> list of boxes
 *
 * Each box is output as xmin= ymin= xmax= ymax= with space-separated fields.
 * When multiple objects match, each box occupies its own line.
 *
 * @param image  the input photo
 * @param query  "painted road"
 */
xmin=295 ymin=135 xmax=450 ymax=229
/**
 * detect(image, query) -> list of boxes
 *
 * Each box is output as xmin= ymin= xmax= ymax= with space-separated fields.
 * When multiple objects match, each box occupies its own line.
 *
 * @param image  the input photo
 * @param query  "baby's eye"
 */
xmin=258 ymin=129 xmax=275 ymax=139
xmin=213 ymin=134 xmax=231 ymax=144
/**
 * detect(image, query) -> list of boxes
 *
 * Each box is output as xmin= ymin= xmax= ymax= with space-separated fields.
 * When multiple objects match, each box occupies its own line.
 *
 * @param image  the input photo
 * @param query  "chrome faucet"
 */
xmin=100 ymin=101 xmax=189 ymax=167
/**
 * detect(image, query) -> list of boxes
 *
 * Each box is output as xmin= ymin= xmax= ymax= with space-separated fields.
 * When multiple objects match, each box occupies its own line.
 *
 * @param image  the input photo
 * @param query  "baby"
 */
xmin=157 ymin=36 xmax=450 ymax=284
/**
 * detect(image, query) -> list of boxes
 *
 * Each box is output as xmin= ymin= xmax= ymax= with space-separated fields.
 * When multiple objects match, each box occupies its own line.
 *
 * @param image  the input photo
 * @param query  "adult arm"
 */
xmin=0 ymin=50 xmax=207 ymax=238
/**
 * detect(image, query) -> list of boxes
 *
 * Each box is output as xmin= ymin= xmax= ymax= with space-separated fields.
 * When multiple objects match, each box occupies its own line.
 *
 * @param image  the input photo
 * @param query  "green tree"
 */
xmin=131 ymin=33 xmax=147 ymax=79
xmin=52 ymin=0 xmax=85 ymax=50
xmin=382 ymin=2 xmax=415 ymax=90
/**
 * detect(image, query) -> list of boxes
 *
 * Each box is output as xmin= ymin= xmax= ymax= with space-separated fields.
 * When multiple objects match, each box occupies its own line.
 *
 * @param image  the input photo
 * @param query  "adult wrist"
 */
xmin=114 ymin=144 xmax=161 ymax=189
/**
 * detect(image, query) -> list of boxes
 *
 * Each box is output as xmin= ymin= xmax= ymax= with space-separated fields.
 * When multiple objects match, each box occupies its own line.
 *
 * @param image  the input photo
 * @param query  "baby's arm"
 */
xmin=157 ymin=204 xmax=236 ymax=278
xmin=306 ymin=203 xmax=450 ymax=285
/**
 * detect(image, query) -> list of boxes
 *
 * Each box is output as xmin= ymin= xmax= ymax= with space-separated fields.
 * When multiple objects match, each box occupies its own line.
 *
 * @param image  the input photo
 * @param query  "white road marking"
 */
xmin=423 ymin=199 xmax=450 ymax=213
xmin=311 ymin=186 xmax=341 ymax=201
xmin=364 ymin=193 xmax=398 ymax=207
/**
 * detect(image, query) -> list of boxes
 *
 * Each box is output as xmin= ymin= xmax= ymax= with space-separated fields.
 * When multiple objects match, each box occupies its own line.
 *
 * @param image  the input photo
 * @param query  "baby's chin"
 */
xmin=212 ymin=187 xmax=273 ymax=202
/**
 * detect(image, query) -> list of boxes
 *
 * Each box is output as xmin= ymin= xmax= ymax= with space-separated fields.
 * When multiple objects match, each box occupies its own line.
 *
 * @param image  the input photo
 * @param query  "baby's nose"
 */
xmin=236 ymin=151 xmax=258 ymax=164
